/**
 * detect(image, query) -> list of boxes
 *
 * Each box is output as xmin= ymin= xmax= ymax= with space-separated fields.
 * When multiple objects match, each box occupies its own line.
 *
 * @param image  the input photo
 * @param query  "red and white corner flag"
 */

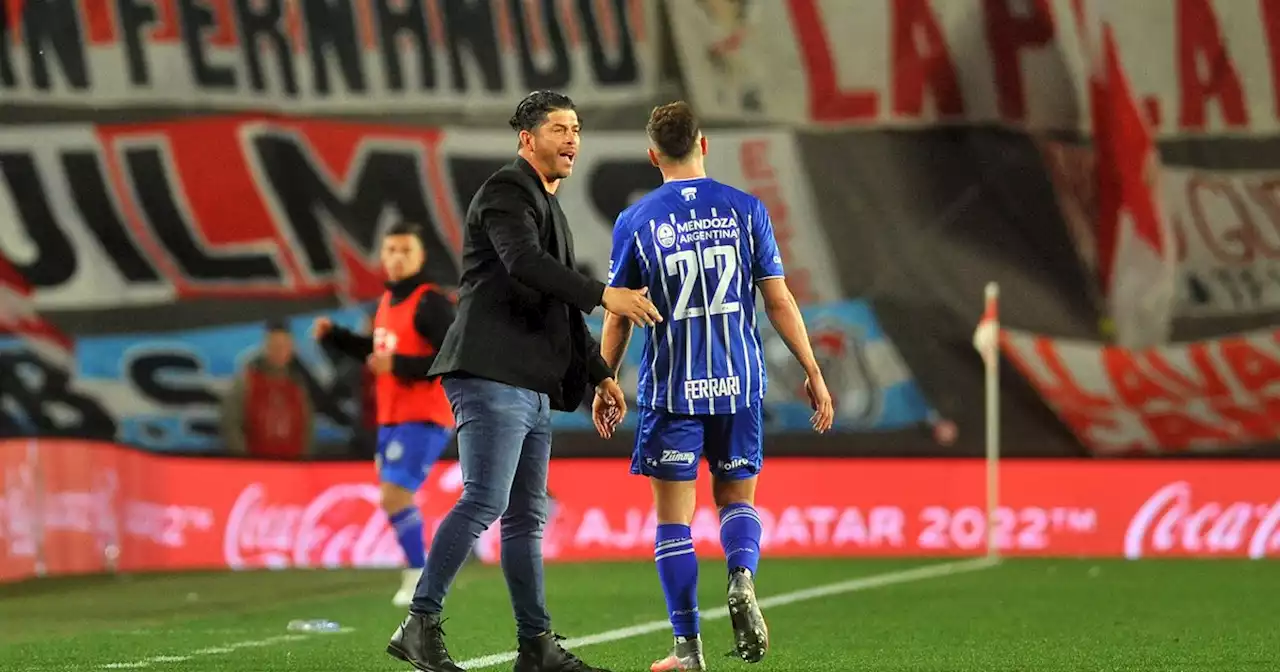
xmin=973 ymin=282 xmax=1000 ymax=365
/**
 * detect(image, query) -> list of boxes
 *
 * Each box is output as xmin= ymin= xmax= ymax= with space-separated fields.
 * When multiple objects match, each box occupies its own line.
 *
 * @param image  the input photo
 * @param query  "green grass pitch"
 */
xmin=1 ymin=558 xmax=1274 ymax=671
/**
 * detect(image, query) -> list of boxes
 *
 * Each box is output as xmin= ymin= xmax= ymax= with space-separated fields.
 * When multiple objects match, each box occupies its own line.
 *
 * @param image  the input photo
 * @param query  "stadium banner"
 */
xmin=0 ymin=300 xmax=921 ymax=451
xmin=0 ymin=305 xmax=370 ymax=450
xmin=0 ymin=251 xmax=72 ymax=369
xmin=6 ymin=440 xmax=1280 ymax=583
xmin=1000 ymin=327 xmax=1280 ymax=455
xmin=0 ymin=117 xmax=840 ymax=313
xmin=1086 ymin=16 xmax=1177 ymax=348
xmin=1040 ymin=150 xmax=1280 ymax=322
xmin=663 ymin=0 xmax=1280 ymax=137
xmin=0 ymin=0 xmax=658 ymax=112
xmin=1162 ymin=167 xmax=1280 ymax=318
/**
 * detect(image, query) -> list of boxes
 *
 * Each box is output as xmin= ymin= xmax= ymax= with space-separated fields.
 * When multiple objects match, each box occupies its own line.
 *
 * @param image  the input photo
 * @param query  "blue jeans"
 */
xmin=411 ymin=375 xmax=553 ymax=639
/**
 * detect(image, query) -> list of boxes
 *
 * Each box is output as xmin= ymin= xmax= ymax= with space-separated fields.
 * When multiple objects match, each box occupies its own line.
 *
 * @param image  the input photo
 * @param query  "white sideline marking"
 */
xmin=458 ymin=557 xmax=1000 ymax=669
xmin=98 ymin=627 xmax=355 ymax=669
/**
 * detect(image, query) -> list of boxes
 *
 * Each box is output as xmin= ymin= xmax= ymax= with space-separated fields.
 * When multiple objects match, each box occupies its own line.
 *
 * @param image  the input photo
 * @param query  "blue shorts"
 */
xmin=375 ymin=421 xmax=454 ymax=491
xmin=629 ymin=404 xmax=763 ymax=482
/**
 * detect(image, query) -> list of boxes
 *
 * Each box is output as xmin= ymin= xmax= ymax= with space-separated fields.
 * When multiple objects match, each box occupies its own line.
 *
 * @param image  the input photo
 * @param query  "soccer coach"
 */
xmin=386 ymin=91 xmax=661 ymax=672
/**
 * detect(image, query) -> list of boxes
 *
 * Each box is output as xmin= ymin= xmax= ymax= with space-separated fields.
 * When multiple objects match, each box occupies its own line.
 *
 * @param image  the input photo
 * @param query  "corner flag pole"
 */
xmin=974 ymin=282 xmax=1001 ymax=561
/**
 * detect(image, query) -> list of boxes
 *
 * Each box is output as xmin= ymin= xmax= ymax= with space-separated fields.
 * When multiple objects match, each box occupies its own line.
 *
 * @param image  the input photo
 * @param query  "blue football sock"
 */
xmin=654 ymin=523 xmax=699 ymax=638
xmin=719 ymin=503 xmax=762 ymax=576
xmin=389 ymin=506 xmax=426 ymax=569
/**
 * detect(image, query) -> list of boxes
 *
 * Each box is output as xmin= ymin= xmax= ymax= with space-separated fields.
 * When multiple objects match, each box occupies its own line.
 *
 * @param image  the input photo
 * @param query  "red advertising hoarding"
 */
xmin=1 ymin=440 xmax=1275 ymax=583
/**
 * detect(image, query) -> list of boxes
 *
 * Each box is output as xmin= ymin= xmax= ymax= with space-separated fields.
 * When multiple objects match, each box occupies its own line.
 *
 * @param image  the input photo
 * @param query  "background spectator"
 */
xmin=220 ymin=320 xmax=315 ymax=459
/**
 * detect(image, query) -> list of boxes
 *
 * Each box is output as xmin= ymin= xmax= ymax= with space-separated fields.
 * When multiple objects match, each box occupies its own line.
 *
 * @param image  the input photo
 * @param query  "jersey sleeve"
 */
xmin=749 ymin=198 xmax=785 ymax=280
xmin=606 ymin=213 xmax=644 ymax=289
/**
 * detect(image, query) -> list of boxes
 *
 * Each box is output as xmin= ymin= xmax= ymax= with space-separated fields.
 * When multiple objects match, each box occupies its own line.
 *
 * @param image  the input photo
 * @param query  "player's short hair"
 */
xmin=264 ymin=318 xmax=289 ymax=334
xmin=646 ymin=101 xmax=700 ymax=161
xmin=385 ymin=221 xmax=424 ymax=243
xmin=509 ymin=90 xmax=577 ymax=134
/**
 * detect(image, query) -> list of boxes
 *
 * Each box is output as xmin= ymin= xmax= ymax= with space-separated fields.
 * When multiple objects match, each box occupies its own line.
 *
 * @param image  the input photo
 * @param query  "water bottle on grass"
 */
xmin=287 ymin=620 xmax=342 ymax=633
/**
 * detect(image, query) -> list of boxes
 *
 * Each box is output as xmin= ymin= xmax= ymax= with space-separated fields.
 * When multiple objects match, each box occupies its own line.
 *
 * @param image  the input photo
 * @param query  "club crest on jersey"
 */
xmin=656 ymin=222 xmax=677 ymax=248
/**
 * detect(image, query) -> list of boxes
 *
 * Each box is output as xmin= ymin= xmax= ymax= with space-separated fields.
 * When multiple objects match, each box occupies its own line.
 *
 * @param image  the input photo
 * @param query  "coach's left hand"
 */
xmin=592 ymin=378 xmax=627 ymax=438
xmin=367 ymin=352 xmax=394 ymax=375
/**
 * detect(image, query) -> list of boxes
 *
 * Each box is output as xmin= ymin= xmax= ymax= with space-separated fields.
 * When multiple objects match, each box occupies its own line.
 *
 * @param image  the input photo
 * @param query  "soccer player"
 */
xmin=312 ymin=222 xmax=457 ymax=607
xmin=593 ymin=101 xmax=835 ymax=671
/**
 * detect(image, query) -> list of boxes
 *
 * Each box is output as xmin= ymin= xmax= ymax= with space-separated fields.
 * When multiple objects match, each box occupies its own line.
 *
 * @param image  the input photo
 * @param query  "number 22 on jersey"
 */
xmin=663 ymin=243 xmax=741 ymax=321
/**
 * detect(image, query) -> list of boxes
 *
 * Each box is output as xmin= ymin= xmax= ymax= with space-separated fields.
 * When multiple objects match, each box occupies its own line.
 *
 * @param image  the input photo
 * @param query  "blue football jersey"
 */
xmin=607 ymin=177 xmax=786 ymax=415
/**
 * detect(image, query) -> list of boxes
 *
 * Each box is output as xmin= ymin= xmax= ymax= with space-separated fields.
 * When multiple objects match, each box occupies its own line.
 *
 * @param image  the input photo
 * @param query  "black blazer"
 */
xmin=428 ymin=157 xmax=613 ymax=411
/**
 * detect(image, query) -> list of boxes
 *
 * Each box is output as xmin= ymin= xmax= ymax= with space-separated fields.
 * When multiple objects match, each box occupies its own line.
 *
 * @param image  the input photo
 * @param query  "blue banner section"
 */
xmin=552 ymin=299 xmax=934 ymax=434
xmin=0 ymin=307 xmax=371 ymax=453
xmin=0 ymin=300 xmax=933 ymax=453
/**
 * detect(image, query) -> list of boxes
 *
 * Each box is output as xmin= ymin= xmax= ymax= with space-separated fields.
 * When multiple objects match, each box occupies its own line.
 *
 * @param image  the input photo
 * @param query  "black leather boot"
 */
xmin=512 ymin=632 xmax=612 ymax=672
xmin=386 ymin=612 xmax=465 ymax=672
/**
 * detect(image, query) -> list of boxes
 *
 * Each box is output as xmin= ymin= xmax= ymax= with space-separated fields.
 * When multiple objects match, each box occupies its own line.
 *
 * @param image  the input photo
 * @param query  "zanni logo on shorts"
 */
xmin=656 ymin=222 xmax=676 ymax=248
xmin=385 ymin=441 xmax=404 ymax=461
xmin=660 ymin=449 xmax=696 ymax=465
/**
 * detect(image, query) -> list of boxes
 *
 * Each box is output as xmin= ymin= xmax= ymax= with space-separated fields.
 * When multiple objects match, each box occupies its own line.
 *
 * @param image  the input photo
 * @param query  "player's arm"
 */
xmin=584 ymin=331 xmax=615 ymax=387
xmin=599 ymin=215 xmax=644 ymax=373
xmin=750 ymin=200 xmax=833 ymax=431
xmin=747 ymin=201 xmax=818 ymax=373
xmin=759 ymin=278 xmax=832 ymax=433
xmin=392 ymin=289 xmax=456 ymax=381
xmin=320 ymin=325 xmax=374 ymax=360
xmin=599 ymin=312 xmax=632 ymax=373
xmin=590 ymin=215 xmax=645 ymax=436
xmin=758 ymin=278 xmax=821 ymax=379
xmin=482 ymin=179 xmax=607 ymax=314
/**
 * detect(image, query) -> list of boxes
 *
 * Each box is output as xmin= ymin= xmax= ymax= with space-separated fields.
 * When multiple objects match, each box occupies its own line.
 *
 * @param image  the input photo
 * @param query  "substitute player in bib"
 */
xmin=313 ymin=222 xmax=457 ymax=607
xmin=593 ymin=102 xmax=835 ymax=671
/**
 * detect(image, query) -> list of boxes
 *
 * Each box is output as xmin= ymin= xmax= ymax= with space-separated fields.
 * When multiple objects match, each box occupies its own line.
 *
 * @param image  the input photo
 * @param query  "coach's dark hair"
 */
xmin=264 ymin=318 xmax=289 ymax=334
xmin=509 ymin=90 xmax=577 ymax=133
xmin=385 ymin=221 xmax=424 ymax=241
xmin=646 ymin=101 xmax=700 ymax=161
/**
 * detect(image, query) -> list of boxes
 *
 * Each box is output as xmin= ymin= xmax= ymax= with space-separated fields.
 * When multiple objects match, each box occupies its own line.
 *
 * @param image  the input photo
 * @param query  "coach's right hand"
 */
xmin=602 ymin=286 xmax=662 ymax=327
xmin=311 ymin=317 xmax=333 ymax=340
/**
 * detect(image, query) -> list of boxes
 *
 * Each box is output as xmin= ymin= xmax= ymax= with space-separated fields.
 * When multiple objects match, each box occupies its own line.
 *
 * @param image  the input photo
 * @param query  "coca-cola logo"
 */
xmin=223 ymin=483 xmax=404 ymax=569
xmin=1124 ymin=481 xmax=1280 ymax=559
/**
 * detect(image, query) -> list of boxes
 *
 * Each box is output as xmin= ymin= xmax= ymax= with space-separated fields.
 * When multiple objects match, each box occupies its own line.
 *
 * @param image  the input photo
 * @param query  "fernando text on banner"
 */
xmin=0 ymin=0 xmax=658 ymax=112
